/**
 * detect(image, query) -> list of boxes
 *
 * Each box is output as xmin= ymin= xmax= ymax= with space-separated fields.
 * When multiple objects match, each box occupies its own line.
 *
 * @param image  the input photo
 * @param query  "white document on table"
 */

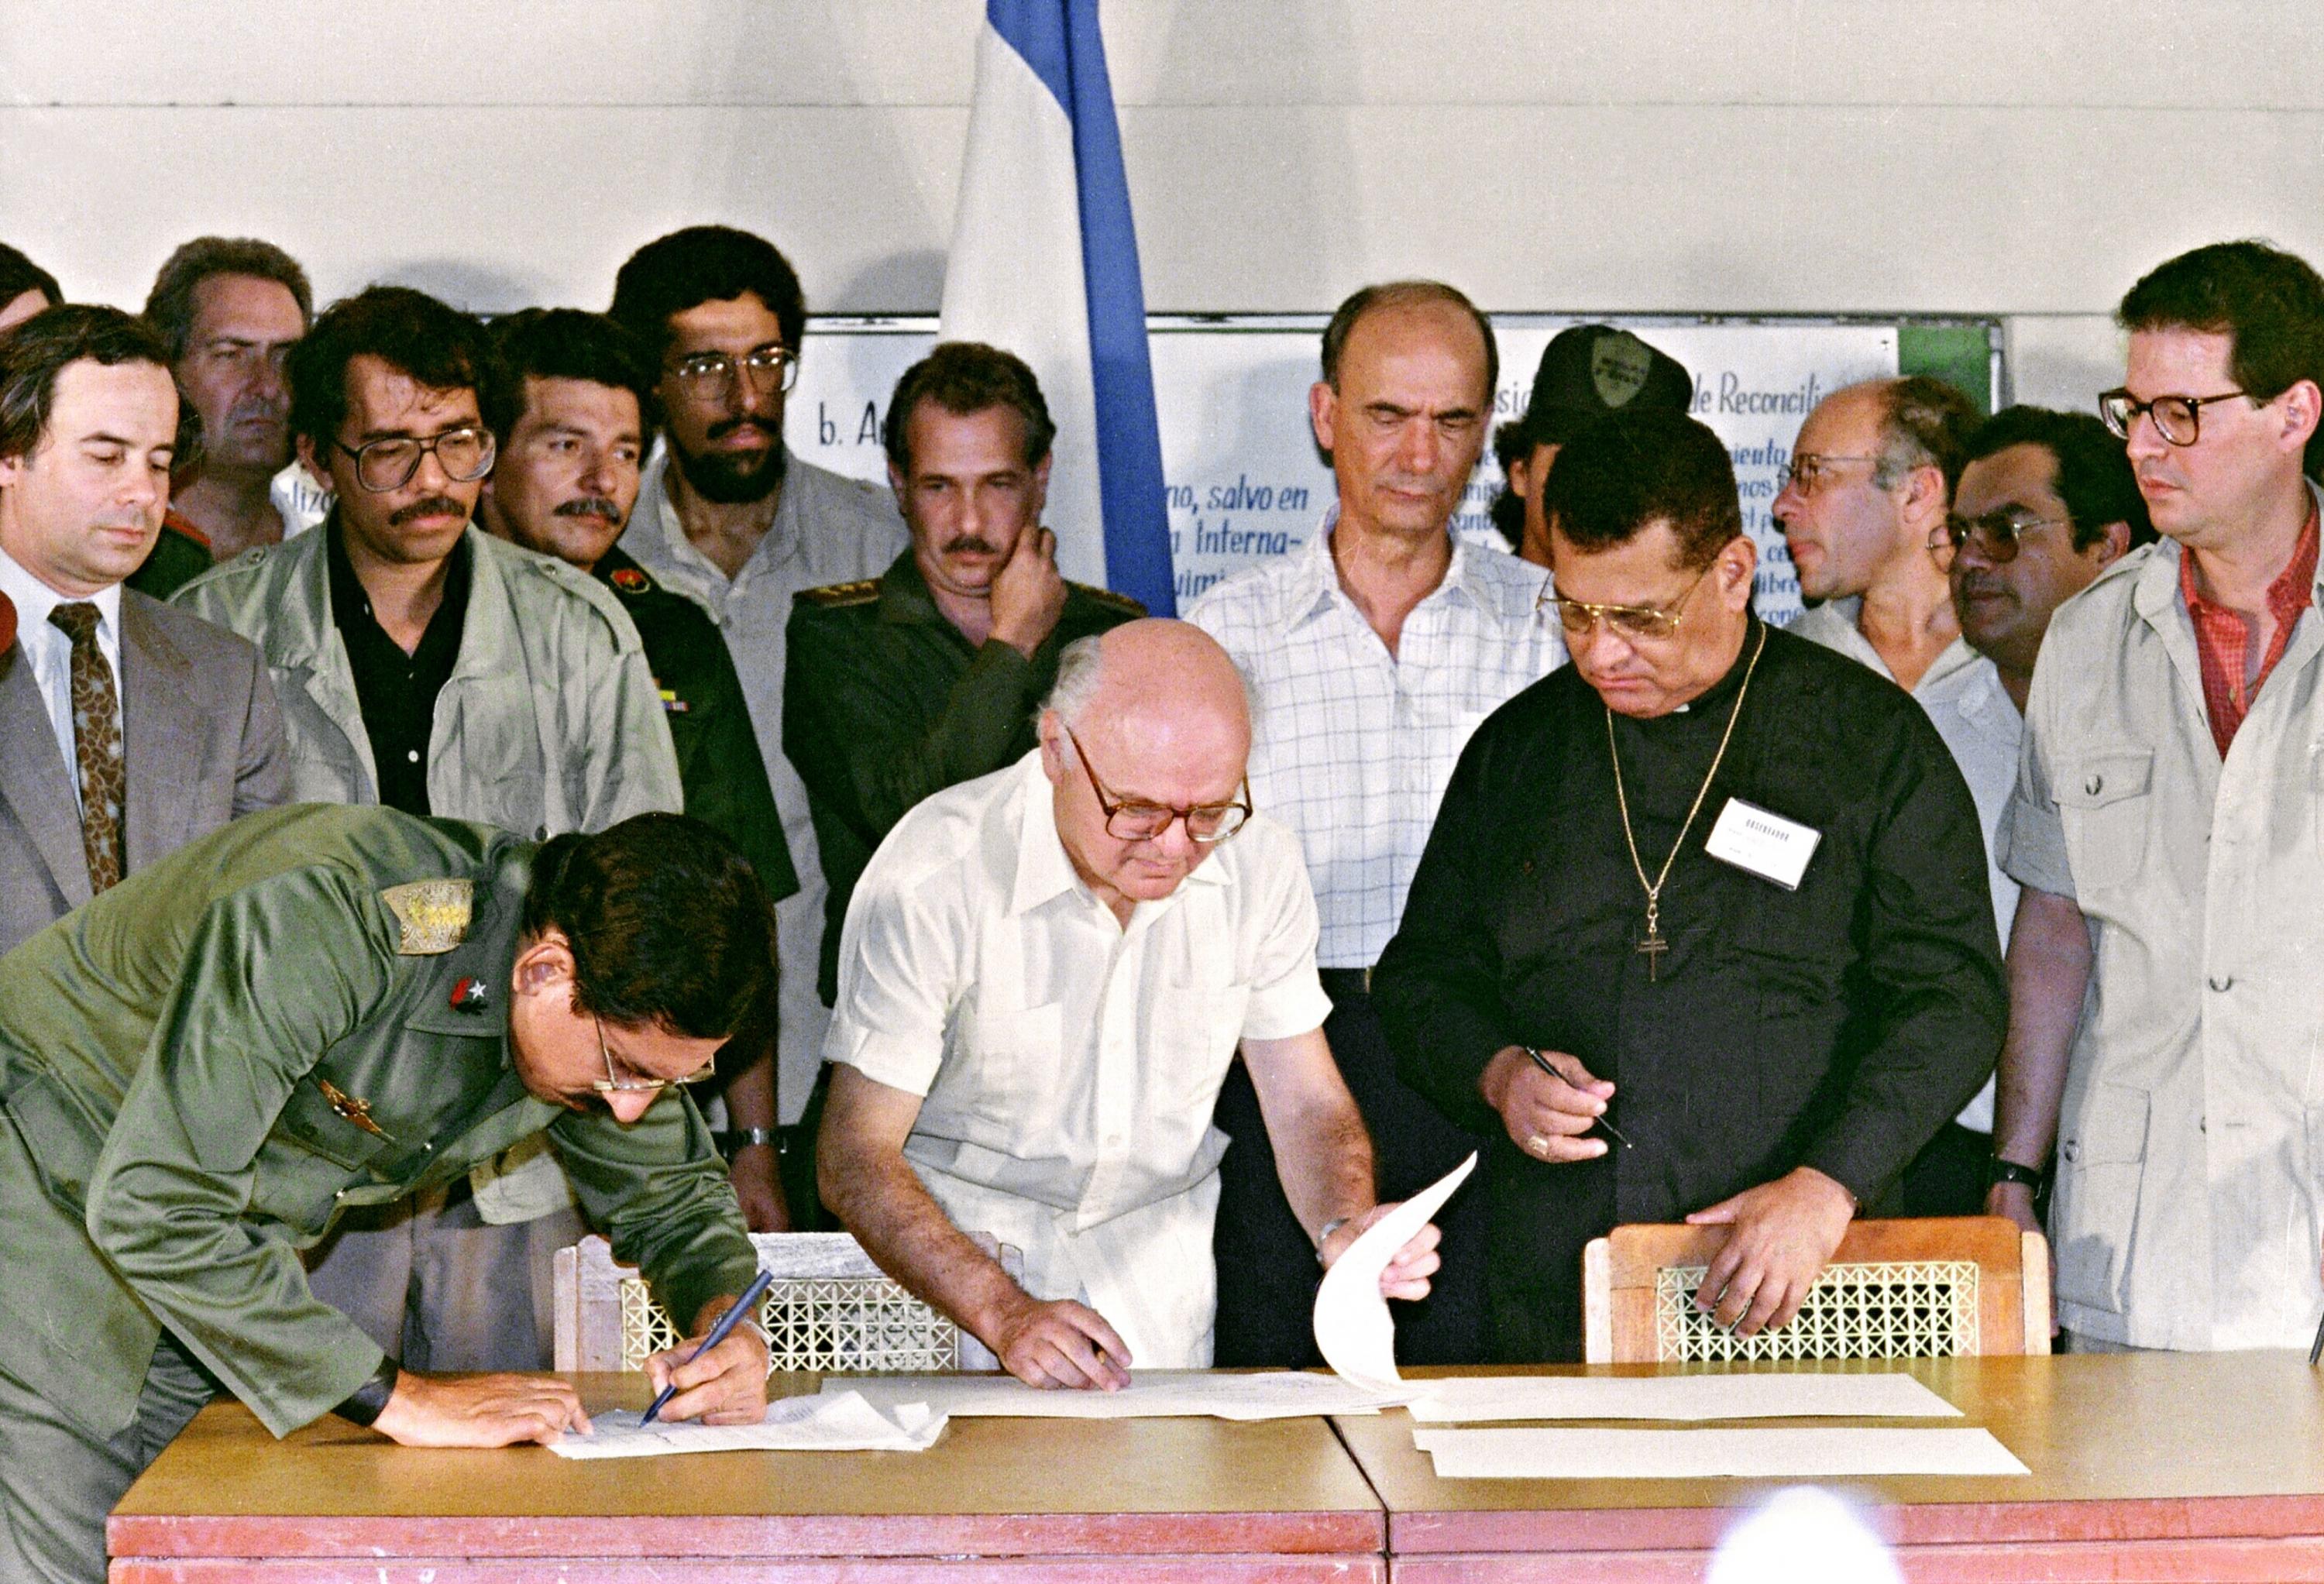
xmin=1406 ymin=1372 xmax=1960 ymax=1423
xmin=548 ymin=1390 xmax=946 ymax=1459
xmin=1311 ymin=1152 xmax=1477 ymax=1394
xmin=1412 ymin=1425 xmax=2028 ymax=1480
xmin=826 ymin=1369 xmax=1408 ymax=1421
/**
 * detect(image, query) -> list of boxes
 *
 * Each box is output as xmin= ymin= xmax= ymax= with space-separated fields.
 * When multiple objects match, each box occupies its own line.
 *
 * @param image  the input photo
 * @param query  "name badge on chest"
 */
xmin=1703 ymin=797 xmax=1821 ymax=891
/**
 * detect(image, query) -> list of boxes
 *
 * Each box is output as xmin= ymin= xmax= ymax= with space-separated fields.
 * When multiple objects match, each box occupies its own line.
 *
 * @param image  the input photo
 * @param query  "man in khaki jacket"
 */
xmin=1991 ymin=240 xmax=2324 ymax=1351
xmin=175 ymin=286 xmax=683 ymax=1372
xmin=0 ymin=805 xmax=774 ymax=1584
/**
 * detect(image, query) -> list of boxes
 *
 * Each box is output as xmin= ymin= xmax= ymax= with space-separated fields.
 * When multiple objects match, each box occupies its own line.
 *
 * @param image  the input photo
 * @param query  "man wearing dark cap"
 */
xmin=1494 ymin=325 xmax=1694 ymax=568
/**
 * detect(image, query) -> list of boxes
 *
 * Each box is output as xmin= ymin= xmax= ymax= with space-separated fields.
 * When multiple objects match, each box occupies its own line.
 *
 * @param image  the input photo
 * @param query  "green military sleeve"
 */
xmin=549 ymin=1091 xmax=761 ymax=1335
xmin=676 ymin=631 xmax=800 ymax=902
xmin=558 ymin=582 xmax=685 ymax=830
xmin=81 ymin=867 xmax=400 ymax=1438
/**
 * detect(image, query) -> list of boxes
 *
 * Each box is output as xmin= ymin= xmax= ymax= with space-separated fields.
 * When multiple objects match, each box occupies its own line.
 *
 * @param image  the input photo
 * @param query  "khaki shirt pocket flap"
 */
xmin=270 ymin=1078 xmax=398 ymax=1172
xmin=2055 ymin=749 xmax=2154 ymax=810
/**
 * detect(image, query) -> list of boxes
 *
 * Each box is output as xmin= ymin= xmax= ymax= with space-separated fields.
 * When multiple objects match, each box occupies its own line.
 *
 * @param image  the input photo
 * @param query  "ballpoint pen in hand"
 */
xmin=1524 ymin=1045 xmax=1635 ymax=1149
xmin=641 ymin=1267 xmax=775 ymax=1425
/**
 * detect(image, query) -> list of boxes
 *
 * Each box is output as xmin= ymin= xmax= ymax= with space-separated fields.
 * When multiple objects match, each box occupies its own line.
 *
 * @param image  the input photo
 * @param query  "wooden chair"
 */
xmin=552 ymin=1231 xmax=1019 ymax=1375
xmin=1582 ymin=1215 xmax=2051 ymax=1363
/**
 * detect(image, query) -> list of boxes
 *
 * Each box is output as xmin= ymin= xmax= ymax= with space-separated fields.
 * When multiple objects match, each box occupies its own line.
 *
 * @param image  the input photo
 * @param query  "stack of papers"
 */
xmin=1407 ymin=1373 xmax=1961 ymax=1424
xmin=827 ymin=1369 xmax=1408 ymax=1421
xmin=1411 ymin=1425 xmax=2029 ymax=1480
xmin=549 ymin=1389 xmax=944 ymax=1459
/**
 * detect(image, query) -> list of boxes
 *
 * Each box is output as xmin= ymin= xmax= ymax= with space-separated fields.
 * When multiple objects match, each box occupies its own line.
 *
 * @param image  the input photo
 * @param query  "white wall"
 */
xmin=7 ymin=1 xmax=2322 ymax=411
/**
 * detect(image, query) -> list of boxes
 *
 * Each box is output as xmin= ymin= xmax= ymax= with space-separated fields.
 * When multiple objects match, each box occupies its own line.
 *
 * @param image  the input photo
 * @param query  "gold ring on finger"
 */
xmin=1526 ymin=1134 xmax=1549 ymax=1156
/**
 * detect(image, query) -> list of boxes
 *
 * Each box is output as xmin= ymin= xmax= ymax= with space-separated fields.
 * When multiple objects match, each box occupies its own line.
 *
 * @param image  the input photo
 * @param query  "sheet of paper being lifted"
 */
xmin=1413 ymin=1425 xmax=2029 ymax=1480
xmin=1312 ymin=1153 xmax=1477 ymax=1394
xmin=1407 ymin=1372 xmax=1961 ymax=1423
xmin=548 ymin=1390 xmax=944 ymax=1459
xmin=830 ymin=1369 xmax=1407 ymax=1421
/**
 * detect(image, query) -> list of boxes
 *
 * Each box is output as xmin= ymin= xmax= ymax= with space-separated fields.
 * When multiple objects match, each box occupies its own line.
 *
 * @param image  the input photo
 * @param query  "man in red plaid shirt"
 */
xmin=1990 ymin=240 xmax=2324 ymax=1353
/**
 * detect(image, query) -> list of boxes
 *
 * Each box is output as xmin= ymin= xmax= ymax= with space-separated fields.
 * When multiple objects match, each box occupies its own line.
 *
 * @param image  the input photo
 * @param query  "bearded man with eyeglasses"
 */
xmin=1989 ymin=240 xmax=2324 ymax=1356
xmin=817 ymin=620 xmax=1442 ymax=1387
xmin=0 ymin=806 xmax=778 ymax=1584
xmin=1373 ymin=408 xmax=2004 ymax=1362
xmin=176 ymin=284 xmax=685 ymax=1377
xmin=609 ymin=227 xmax=909 ymax=1223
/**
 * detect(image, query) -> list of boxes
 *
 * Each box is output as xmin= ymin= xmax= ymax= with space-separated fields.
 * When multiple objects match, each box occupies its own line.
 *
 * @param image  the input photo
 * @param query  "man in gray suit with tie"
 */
xmin=0 ymin=304 xmax=288 ymax=957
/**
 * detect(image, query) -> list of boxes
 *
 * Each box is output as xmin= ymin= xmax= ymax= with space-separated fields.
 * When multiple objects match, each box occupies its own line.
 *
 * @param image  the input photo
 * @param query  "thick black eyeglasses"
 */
xmin=2098 ymin=388 xmax=2257 ymax=448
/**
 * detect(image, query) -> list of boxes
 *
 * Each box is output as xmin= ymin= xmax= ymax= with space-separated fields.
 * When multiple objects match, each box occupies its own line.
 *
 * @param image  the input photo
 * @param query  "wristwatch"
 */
xmin=722 ymin=1126 xmax=779 ymax=1153
xmin=1315 ymin=1216 xmax=1352 ymax=1266
xmin=1987 ymin=1156 xmax=2045 ymax=1191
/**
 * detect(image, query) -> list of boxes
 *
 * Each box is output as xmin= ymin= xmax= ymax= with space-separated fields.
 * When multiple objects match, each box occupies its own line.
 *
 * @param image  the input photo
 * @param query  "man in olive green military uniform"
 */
xmin=0 ymin=804 xmax=776 ymax=1584
xmin=785 ymin=342 xmax=1142 ymax=1005
xmin=479 ymin=308 xmax=802 ymax=1231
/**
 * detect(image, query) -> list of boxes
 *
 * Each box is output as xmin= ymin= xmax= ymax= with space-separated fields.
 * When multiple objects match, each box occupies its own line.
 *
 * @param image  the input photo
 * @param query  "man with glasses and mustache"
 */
xmin=786 ymin=342 xmax=1140 ymax=1015
xmin=478 ymin=307 xmax=802 ymax=1235
xmin=819 ymin=621 xmax=1442 ymax=1386
xmin=1374 ymin=408 xmax=2003 ymax=1362
xmin=177 ymin=285 xmax=684 ymax=1376
xmin=0 ymin=806 xmax=778 ymax=1584
xmin=1989 ymin=241 xmax=2324 ymax=1355
xmin=610 ymin=225 xmax=909 ymax=1223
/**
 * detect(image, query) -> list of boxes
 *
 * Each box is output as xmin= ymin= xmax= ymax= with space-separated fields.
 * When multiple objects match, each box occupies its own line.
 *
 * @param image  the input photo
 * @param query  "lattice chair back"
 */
xmin=1581 ymin=1215 xmax=2051 ymax=1363
xmin=552 ymin=1232 xmax=1019 ymax=1374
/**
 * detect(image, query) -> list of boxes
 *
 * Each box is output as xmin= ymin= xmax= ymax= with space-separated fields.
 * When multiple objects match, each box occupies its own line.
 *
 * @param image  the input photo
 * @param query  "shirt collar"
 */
xmin=877 ymin=550 xmax=948 ymax=627
xmin=1293 ymin=503 xmax=1479 ymax=626
xmin=0 ymin=543 xmax=122 ymax=644
xmin=2178 ymin=486 xmax=2322 ymax=621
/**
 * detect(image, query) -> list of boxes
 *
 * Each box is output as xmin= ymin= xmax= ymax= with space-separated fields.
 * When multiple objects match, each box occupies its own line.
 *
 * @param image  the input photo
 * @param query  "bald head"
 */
xmin=1039 ymin=620 xmax=1254 ymax=912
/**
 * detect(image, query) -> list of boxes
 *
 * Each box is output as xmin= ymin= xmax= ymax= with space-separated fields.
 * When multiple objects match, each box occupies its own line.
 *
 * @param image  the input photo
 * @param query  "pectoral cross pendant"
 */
xmin=1638 ymin=904 xmax=1669 ymax=982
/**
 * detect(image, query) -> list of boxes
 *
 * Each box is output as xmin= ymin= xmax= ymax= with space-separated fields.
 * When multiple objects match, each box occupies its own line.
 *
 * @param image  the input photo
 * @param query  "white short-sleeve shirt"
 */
xmin=823 ymin=751 xmax=1333 ymax=1366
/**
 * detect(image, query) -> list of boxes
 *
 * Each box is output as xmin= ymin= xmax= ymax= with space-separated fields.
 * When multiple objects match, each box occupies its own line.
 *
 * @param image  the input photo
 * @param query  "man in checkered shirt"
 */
xmin=1186 ymin=280 xmax=1564 ymax=1366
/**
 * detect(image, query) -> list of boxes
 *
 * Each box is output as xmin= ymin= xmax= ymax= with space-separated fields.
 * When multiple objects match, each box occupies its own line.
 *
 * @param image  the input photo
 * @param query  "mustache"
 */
xmin=940 ymin=536 xmax=1006 ymax=558
xmin=1954 ymin=573 xmax=2016 ymax=602
xmin=225 ymin=396 xmax=284 ymax=425
xmin=554 ymin=497 xmax=624 ymax=524
xmin=388 ymin=495 xmax=468 ymax=527
xmin=706 ymin=416 xmax=777 ymax=444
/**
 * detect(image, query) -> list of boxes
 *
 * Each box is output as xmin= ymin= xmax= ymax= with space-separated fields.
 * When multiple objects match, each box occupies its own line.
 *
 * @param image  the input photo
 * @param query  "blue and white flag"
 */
xmin=939 ymin=0 xmax=1175 ymax=614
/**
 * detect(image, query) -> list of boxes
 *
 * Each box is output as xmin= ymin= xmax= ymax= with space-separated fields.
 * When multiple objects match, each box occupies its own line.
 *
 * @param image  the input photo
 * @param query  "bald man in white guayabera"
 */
xmin=817 ymin=620 xmax=1440 ymax=1386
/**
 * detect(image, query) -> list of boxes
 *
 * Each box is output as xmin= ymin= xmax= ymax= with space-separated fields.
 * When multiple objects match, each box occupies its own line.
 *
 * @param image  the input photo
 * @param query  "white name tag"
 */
xmin=1703 ymin=798 xmax=1821 ymax=891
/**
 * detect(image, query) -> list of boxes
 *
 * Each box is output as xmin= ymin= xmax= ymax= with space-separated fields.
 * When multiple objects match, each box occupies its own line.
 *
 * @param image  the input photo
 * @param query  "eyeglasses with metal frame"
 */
xmin=332 ymin=426 xmax=497 ymax=494
xmin=2098 ymin=387 xmax=2259 ymax=448
xmin=669 ymin=345 xmax=800 ymax=403
xmin=1929 ymin=509 xmax=2076 ymax=565
xmin=1778 ymin=452 xmax=1883 ymax=495
xmin=1062 ymin=725 xmax=1250 ymax=843
xmin=589 ymin=1015 xmax=718 ymax=1095
xmin=1535 ymin=558 xmax=1719 ymax=641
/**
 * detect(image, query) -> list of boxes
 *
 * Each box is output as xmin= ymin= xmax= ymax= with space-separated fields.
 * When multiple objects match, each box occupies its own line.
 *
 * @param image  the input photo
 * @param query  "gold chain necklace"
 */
xmin=1604 ymin=623 xmax=1767 ymax=981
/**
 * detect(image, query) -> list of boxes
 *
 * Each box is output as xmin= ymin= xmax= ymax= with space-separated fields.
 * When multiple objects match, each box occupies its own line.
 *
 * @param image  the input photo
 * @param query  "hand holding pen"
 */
xmin=1483 ymin=1043 xmax=1635 ymax=1163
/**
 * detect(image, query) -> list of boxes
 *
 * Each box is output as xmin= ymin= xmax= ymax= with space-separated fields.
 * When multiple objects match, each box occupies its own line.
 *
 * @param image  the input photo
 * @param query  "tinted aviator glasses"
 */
xmin=333 ymin=426 xmax=496 ymax=493
xmin=2098 ymin=388 xmax=2257 ymax=447
xmin=1064 ymin=726 xmax=1250 ymax=843
xmin=669 ymin=346 xmax=799 ymax=401
xmin=589 ymin=1015 xmax=718 ymax=1095
xmin=1536 ymin=560 xmax=1715 ymax=641
xmin=1930 ymin=510 xmax=2075 ymax=564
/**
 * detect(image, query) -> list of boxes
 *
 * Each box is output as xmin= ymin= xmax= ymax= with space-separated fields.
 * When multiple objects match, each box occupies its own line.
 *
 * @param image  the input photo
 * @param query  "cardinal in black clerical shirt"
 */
xmin=1374 ymin=409 xmax=2003 ymax=1362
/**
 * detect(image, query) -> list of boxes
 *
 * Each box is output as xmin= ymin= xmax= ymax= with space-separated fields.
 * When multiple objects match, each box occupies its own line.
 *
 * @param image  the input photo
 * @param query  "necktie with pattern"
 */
xmin=48 ymin=602 xmax=125 ymax=893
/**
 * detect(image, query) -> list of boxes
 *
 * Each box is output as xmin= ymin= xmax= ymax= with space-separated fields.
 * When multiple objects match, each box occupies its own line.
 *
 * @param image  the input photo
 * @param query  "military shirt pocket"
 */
xmin=268 ymin=1077 xmax=399 ymax=1173
xmin=2054 ymin=749 xmax=2154 ymax=895
xmin=2052 ymin=1080 xmax=2150 ymax=1315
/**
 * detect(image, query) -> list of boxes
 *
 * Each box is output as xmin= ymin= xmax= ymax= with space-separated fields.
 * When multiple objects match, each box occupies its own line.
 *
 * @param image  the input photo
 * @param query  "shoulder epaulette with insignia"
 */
xmin=796 ymin=579 xmax=881 ymax=609
xmin=380 ymin=879 xmax=473 ymax=954
xmin=1070 ymin=582 xmax=1148 ymax=616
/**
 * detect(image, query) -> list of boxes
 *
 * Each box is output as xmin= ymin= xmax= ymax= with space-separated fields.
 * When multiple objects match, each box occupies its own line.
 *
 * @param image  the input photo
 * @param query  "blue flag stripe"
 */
xmin=984 ymin=0 xmax=1176 ymax=616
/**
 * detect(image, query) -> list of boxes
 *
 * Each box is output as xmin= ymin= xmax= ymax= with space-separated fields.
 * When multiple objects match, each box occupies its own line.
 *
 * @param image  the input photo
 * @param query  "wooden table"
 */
xmin=1335 ymin=1354 xmax=2324 ymax=1582
xmin=107 ymin=1372 xmax=1387 ymax=1582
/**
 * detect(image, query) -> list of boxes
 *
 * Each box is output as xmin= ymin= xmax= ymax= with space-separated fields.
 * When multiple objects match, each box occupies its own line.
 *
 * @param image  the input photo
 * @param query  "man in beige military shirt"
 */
xmin=0 ymin=805 xmax=775 ymax=1584
xmin=1991 ymin=240 xmax=2324 ymax=1351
